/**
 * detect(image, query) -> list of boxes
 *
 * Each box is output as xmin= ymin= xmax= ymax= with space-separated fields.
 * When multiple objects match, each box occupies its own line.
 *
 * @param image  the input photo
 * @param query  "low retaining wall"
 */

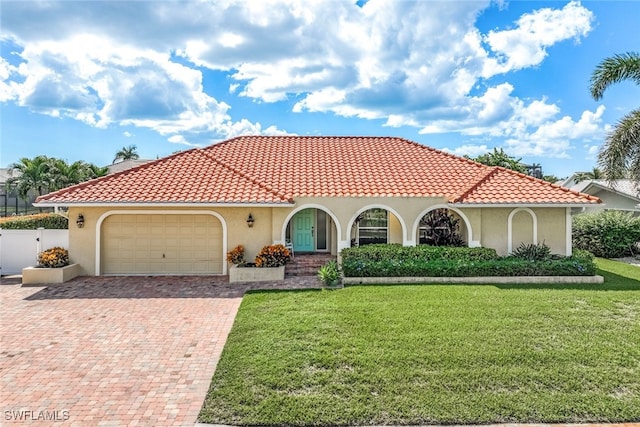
xmin=343 ymin=275 xmax=604 ymax=285
xmin=22 ymin=264 xmax=80 ymax=286
xmin=229 ymin=265 xmax=285 ymax=283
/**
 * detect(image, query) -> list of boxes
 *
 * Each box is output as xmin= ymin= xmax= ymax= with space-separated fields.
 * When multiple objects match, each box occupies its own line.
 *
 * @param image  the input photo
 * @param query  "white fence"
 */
xmin=0 ymin=228 xmax=69 ymax=275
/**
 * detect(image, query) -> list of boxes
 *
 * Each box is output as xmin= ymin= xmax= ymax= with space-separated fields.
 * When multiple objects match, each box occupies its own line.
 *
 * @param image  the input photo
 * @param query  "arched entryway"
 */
xmin=283 ymin=207 xmax=339 ymax=254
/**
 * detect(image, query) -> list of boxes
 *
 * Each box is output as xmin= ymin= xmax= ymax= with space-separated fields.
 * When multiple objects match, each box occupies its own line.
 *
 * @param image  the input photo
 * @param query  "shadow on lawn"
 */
xmin=495 ymin=269 xmax=639 ymax=291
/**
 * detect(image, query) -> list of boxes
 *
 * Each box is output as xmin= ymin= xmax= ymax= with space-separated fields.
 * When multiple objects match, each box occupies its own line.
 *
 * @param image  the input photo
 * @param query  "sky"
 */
xmin=1 ymin=0 xmax=639 ymax=179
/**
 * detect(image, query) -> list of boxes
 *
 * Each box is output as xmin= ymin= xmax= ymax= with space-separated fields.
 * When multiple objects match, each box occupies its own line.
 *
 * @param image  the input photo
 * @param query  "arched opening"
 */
xmin=416 ymin=208 xmax=467 ymax=246
xmin=284 ymin=207 xmax=339 ymax=254
xmin=508 ymin=208 xmax=537 ymax=253
xmin=350 ymin=207 xmax=403 ymax=247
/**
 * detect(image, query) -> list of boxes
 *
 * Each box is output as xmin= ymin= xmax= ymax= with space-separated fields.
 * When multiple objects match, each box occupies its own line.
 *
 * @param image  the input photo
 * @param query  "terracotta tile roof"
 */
xmin=36 ymin=149 xmax=291 ymax=204
xmin=35 ymin=136 xmax=601 ymax=205
xmin=452 ymin=167 xmax=602 ymax=204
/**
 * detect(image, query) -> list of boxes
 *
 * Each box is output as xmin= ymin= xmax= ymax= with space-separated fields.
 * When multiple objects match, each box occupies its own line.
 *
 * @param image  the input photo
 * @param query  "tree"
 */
xmin=113 ymin=145 xmax=140 ymax=164
xmin=472 ymin=148 xmax=527 ymax=173
xmin=8 ymin=156 xmax=109 ymax=201
xmin=590 ymin=52 xmax=640 ymax=184
xmin=7 ymin=156 xmax=54 ymax=200
xmin=573 ymin=167 xmax=604 ymax=184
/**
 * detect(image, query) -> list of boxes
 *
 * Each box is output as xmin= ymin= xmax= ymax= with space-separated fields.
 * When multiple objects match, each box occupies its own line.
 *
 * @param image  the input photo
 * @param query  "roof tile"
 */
xmin=36 ymin=136 xmax=600 ymax=206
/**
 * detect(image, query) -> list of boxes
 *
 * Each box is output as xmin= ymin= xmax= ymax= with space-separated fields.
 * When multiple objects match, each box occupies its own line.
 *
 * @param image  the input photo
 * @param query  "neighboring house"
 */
xmin=35 ymin=136 xmax=601 ymax=276
xmin=561 ymin=175 xmax=640 ymax=216
xmin=107 ymin=159 xmax=153 ymax=174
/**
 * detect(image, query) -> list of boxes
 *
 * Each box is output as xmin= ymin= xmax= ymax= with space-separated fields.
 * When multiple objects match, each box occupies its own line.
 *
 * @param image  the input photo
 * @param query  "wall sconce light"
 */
xmin=246 ymin=213 xmax=254 ymax=228
xmin=76 ymin=214 xmax=85 ymax=228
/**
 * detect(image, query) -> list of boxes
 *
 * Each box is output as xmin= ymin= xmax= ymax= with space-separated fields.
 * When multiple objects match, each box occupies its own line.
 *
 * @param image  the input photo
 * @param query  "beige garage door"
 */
xmin=102 ymin=214 xmax=223 ymax=274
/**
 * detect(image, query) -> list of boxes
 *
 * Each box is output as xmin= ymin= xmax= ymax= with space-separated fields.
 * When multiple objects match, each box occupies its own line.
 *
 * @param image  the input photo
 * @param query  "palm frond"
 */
xmin=589 ymin=52 xmax=640 ymax=100
xmin=598 ymin=109 xmax=640 ymax=183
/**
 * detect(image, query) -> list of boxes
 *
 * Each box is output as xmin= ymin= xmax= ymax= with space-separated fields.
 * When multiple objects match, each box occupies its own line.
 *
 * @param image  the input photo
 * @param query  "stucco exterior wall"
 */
xmin=535 ymin=208 xmax=568 ymax=254
xmin=480 ymin=207 xmax=568 ymax=256
xmin=68 ymin=199 xmax=572 ymax=276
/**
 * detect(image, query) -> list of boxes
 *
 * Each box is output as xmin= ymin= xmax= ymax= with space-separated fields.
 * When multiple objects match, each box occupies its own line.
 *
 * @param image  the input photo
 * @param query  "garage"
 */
xmin=101 ymin=214 xmax=223 ymax=274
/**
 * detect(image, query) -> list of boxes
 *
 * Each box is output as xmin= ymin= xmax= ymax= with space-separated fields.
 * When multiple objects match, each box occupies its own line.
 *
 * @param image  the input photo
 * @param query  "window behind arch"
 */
xmin=353 ymin=208 xmax=388 ymax=246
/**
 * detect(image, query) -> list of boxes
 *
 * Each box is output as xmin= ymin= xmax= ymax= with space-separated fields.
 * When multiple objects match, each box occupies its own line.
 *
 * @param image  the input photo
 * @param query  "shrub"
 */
xmin=419 ymin=208 xmax=465 ymax=246
xmin=226 ymin=245 xmax=245 ymax=265
xmin=37 ymin=247 xmax=69 ymax=268
xmin=255 ymin=244 xmax=291 ymax=268
xmin=512 ymin=242 xmax=552 ymax=261
xmin=573 ymin=211 xmax=640 ymax=258
xmin=318 ymin=260 xmax=340 ymax=287
xmin=340 ymin=243 xmax=596 ymax=277
xmin=341 ymin=244 xmax=499 ymax=263
xmin=0 ymin=213 xmax=68 ymax=230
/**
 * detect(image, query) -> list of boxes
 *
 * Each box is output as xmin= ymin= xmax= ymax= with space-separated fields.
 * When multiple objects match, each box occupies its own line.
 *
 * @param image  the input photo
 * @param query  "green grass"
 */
xmin=199 ymin=259 xmax=640 ymax=425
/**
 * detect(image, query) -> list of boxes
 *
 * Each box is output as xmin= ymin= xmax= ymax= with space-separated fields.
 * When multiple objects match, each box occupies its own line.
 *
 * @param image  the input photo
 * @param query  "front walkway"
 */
xmin=0 ymin=275 xmax=324 ymax=426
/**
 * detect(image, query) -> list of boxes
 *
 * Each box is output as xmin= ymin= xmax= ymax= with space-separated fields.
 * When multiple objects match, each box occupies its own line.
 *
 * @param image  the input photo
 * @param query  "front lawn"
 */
xmin=199 ymin=259 xmax=640 ymax=425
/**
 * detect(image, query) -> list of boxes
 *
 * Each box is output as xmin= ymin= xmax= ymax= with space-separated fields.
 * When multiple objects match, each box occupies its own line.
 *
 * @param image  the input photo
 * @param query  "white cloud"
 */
xmin=484 ymin=1 xmax=593 ymax=75
xmin=442 ymin=144 xmax=491 ymax=158
xmin=0 ymin=0 xmax=603 ymax=157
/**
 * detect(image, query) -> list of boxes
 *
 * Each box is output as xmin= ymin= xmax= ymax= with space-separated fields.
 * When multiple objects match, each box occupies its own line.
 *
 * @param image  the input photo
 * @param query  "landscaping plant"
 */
xmin=419 ymin=208 xmax=465 ymax=246
xmin=340 ymin=244 xmax=596 ymax=277
xmin=512 ymin=241 xmax=552 ymax=261
xmin=226 ymin=245 xmax=245 ymax=265
xmin=317 ymin=260 xmax=340 ymax=287
xmin=254 ymin=244 xmax=291 ymax=267
xmin=37 ymin=247 xmax=69 ymax=268
xmin=0 ymin=213 xmax=68 ymax=229
xmin=573 ymin=210 xmax=640 ymax=258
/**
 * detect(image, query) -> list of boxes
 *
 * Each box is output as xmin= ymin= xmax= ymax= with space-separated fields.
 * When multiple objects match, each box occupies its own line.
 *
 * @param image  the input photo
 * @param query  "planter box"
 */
xmin=229 ymin=264 xmax=285 ymax=283
xmin=22 ymin=264 xmax=80 ymax=286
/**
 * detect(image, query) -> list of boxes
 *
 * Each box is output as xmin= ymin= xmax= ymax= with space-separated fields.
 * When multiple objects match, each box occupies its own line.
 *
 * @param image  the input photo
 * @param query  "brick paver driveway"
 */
xmin=0 ymin=276 xmax=249 ymax=426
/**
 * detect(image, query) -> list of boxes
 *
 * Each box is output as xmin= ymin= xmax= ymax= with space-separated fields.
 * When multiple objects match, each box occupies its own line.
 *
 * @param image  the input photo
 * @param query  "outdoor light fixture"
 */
xmin=76 ymin=214 xmax=85 ymax=228
xmin=246 ymin=213 xmax=254 ymax=228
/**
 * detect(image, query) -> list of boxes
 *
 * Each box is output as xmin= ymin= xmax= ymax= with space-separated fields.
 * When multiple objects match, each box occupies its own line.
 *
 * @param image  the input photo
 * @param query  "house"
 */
xmin=106 ymin=159 xmax=153 ymax=175
xmin=34 ymin=136 xmax=601 ymax=276
xmin=561 ymin=175 xmax=640 ymax=216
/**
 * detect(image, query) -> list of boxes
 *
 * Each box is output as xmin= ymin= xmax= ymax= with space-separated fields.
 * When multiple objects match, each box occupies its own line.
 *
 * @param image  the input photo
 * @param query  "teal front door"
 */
xmin=293 ymin=209 xmax=315 ymax=252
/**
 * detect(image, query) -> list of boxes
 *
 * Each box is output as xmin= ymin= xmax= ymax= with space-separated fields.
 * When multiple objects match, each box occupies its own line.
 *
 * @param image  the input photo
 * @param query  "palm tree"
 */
xmin=7 ymin=156 xmax=54 ymax=200
xmin=82 ymin=163 xmax=109 ymax=180
xmin=113 ymin=145 xmax=140 ymax=164
xmin=590 ymin=52 xmax=640 ymax=183
xmin=573 ymin=167 xmax=604 ymax=184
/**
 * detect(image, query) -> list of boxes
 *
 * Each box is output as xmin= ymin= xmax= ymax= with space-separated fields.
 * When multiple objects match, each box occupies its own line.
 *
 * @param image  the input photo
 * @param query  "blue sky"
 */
xmin=1 ymin=0 xmax=639 ymax=179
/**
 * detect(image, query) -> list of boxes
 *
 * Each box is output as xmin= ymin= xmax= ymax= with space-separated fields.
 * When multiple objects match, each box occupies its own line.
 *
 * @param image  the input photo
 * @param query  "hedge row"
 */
xmin=340 ymin=244 xmax=499 ymax=263
xmin=0 ymin=213 xmax=69 ymax=230
xmin=341 ymin=245 xmax=596 ymax=277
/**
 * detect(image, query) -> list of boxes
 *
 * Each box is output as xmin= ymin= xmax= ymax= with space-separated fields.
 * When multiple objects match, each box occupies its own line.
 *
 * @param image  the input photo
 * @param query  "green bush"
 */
xmin=340 ymin=244 xmax=596 ymax=277
xmin=340 ymin=244 xmax=499 ymax=263
xmin=573 ymin=211 xmax=640 ymax=258
xmin=0 ymin=213 xmax=69 ymax=230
